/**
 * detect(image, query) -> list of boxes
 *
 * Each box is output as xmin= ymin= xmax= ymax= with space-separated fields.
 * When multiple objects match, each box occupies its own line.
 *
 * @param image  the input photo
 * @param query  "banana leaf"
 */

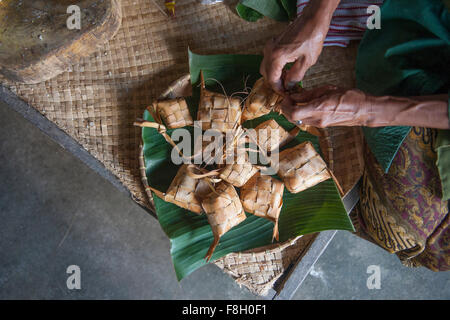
xmin=236 ymin=3 xmax=264 ymax=22
xmin=236 ymin=0 xmax=297 ymax=22
xmin=141 ymin=50 xmax=354 ymax=281
xmin=280 ymin=0 xmax=298 ymax=20
xmin=236 ymin=0 xmax=289 ymax=22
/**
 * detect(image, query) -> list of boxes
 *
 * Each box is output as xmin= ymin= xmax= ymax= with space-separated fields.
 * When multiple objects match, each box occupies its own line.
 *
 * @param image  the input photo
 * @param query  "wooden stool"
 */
xmin=0 ymin=0 xmax=122 ymax=83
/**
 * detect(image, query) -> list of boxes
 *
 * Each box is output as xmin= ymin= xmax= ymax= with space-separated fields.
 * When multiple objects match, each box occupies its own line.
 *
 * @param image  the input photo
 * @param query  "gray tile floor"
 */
xmin=0 ymin=101 xmax=449 ymax=300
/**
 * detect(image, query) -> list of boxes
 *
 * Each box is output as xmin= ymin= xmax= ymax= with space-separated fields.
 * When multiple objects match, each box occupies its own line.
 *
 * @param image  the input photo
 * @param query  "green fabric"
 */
xmin=356 ymin=0 xmax=450 ymax=199
xmin=436 ymin=125 xmax=450 ymax=200
xmin=436 ymin=89 xmax=450 ymax=200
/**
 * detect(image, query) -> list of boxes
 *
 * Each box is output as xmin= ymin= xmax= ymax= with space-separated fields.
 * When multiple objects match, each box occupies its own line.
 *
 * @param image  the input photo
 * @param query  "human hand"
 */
xmin=281 ymin=86 xmax=375 ymax=128
xmin=260 ymin=0 xmax=340 ymax=93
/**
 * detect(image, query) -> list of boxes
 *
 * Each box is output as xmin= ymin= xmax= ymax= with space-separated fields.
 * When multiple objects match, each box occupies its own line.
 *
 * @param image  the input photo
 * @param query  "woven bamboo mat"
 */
xmin=1 ymin=0 xmax=363 ymax=296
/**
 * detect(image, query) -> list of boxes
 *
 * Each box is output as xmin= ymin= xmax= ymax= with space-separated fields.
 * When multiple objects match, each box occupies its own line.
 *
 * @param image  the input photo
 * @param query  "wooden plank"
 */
xmin=0 ymin=0 xmax=122 ymax=83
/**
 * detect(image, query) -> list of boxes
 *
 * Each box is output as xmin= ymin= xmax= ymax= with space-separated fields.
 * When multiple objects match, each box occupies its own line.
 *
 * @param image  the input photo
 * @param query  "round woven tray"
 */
xmin=138 ymin=74 xmax=357 ymax=296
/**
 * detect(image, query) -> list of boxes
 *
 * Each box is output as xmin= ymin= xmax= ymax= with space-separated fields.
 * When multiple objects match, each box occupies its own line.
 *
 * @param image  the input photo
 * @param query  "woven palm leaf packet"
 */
xmin=197 ymin=72 xmax=242 ymax=133
xmin=240 ymin=172 xmax=284 ymax=241
xmin=278 ymin=141 xmax=331 ymax=193
xmin=164 ymin=164 xmax=203 ymax=214
xmin=242 ymin=77 xmax=283 ymax=121
xmin=249 ymin=119 xmax=292 ymax=153
xmin=201 ymin=182 xmax=247 ymax=261
xmin=150 ymin=98 xmax=193 ymax=129
xmin=219 ymin=135 xmax=259 ymax=188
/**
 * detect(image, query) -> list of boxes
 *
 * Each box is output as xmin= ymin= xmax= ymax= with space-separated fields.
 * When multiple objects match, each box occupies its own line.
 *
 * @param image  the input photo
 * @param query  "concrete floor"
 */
xmin=0 ymin=101 xmax=449 ymax=300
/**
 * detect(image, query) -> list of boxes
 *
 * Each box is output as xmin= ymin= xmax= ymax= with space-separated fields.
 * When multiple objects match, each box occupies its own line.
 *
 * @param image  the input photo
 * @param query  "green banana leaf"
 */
xmin=236 ymin=0 xmax=289 ymax=22
xmin=141 ymin=50 xmax=354 ymax=281
xmin=280 ymin=0 xmax=298 ymax=20
xmin=236 ymin=3 xmax=264 ymax=22
xmin=236 ymin=0 xmax=297 ymax=22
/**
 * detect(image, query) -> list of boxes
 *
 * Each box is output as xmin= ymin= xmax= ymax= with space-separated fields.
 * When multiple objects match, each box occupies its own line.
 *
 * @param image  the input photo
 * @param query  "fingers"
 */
xmin=260 ymin=56 xmax=285 ymax=94
xmin=283 ymin=56 xmax=308 ymax=90
xmin=265 ymin=64 xmax=284 ymax=94
xmin=281 ymin=100 xmax=325 ymax=127
xmin=280 ymin=97 xmax=303 ymax=123
xmin=260 ymin=38 xmax=293 ymax=94
xmin=280 ymin=86 xmax=340 ymax=127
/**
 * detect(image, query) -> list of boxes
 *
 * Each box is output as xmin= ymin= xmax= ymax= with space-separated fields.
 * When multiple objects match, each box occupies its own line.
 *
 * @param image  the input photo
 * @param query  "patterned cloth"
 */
xmin=297 ymin=0 xmax=384 ymax=47
xmin=354 ymin=128 xmax=449 ymax=271
xmin=352 ymin=0 xmax=450 ymax=271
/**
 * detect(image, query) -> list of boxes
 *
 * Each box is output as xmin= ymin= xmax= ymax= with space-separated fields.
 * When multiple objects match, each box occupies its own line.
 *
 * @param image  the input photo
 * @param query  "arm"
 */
xmin=260 ymin=0 xmax=341 ymax=93
xmin=371 ymin=94 xmax=449 ymax=128
xmin=282 ymin=87 xmax=450 ymax=129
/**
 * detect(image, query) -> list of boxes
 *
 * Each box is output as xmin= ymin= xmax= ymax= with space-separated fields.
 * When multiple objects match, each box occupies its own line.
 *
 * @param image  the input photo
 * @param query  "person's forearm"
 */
xmin=367 ymin=94 xmax=450 ymax=129
xmin=280 ymin=0 xmax=340 ymax=44
xmin=303 ymin=0 xmax=341 ymax=22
